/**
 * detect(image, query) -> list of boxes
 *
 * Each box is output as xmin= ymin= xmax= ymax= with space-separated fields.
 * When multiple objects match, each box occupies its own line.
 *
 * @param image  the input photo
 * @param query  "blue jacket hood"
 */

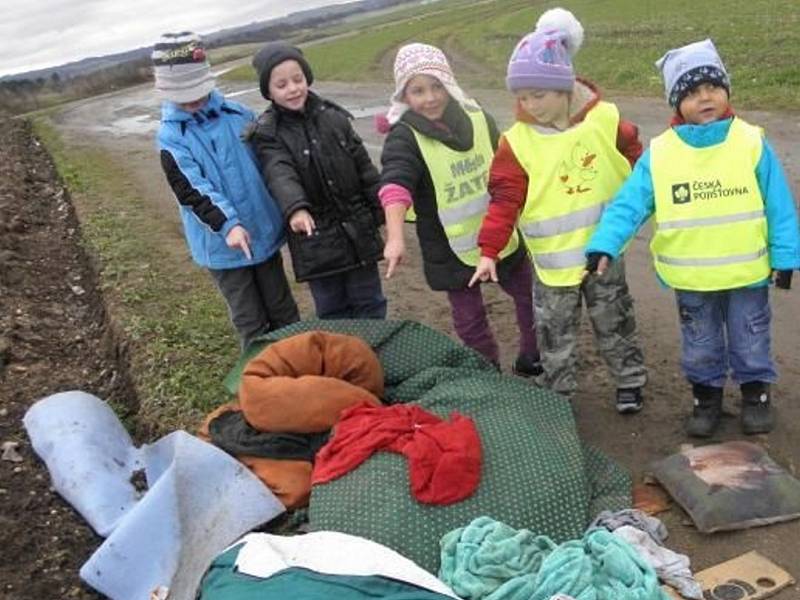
xmin=671 ymin=117 xmax=734 ymax=149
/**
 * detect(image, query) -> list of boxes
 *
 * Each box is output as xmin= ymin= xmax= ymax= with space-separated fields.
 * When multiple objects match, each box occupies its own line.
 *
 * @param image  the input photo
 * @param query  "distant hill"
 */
xmin=1 ymin=48 xmax=153 ymax=84
xmin=1 ymin=0 xmax=418 ymax=84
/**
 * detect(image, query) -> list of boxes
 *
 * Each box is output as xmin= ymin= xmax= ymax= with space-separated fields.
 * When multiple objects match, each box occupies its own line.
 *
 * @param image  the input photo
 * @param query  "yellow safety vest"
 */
xmin=411 ymin=109 xmax=520 ymax=266
xmin=650 ymin=117 xmax=769 ymax=291
xmin=505 ymin=101 xmax=632 ymax=286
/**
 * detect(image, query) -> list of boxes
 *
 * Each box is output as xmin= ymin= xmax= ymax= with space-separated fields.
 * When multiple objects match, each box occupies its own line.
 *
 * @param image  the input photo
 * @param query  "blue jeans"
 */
xmin=675 ymin=286 xmax=776 ymax=387
xmin=307 ymin=263 xmax=387 ymax=319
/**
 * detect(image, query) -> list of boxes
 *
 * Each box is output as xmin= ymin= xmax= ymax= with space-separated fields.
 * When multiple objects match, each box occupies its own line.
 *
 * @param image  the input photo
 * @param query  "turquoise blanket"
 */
xmin=440 ymin=517 xmax=668 ymax=599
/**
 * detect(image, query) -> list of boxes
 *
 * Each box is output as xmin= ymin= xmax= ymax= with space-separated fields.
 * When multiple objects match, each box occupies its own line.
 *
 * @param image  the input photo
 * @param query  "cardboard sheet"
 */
xmin=664 ymin=551 xmax=794 ymax=599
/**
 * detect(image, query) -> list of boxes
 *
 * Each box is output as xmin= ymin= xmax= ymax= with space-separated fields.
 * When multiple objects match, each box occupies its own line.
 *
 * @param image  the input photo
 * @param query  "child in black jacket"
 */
xmin=250 ymin=43 xmax=386 ymax=319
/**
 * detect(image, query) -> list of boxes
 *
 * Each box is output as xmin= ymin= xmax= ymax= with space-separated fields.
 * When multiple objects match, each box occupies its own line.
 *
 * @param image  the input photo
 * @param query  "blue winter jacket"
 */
xmin=157 ymin=90 xmax=285 ymax=269
xmin=587 ymin=117 xmax=800 ymax=286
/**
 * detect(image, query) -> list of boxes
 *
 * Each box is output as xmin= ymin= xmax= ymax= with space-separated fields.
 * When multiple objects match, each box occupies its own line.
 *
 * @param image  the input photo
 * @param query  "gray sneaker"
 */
xmin=615 ymin=387 xmax=643 ymax=414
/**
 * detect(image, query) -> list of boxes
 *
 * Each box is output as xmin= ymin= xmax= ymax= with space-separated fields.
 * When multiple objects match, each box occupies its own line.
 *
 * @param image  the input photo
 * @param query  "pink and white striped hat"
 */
xmin=387 ymin=43 xmax=477 ymax=124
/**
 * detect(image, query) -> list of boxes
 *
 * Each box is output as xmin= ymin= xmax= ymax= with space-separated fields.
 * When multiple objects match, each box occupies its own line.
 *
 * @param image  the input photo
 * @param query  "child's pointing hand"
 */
xmin=469 ymin=256 xmax=498 ymax=287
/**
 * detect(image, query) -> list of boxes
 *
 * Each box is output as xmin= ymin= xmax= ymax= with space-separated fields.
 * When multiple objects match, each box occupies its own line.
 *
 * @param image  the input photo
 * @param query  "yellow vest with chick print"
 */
xmin=505 ymin=101 xmax=631 ymax=286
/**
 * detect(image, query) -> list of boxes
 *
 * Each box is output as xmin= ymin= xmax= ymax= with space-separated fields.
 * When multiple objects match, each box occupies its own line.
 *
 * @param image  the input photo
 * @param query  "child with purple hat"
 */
xmin=471 ymin=8 xmax=647 ymax=411
xmin=586 ymin=39 xmax=800 ymax=436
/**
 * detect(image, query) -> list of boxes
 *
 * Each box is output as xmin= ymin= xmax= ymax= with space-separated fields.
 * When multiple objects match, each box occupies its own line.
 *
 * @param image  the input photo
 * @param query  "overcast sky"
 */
xmin=1 ymin=0 xmax=356 ymax=77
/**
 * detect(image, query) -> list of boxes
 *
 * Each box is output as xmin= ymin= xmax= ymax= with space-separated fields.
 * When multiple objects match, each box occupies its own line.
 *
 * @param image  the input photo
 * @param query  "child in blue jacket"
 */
xmin=154 ymin=33 xmax=299 ymax=350
xmin=585 ymin=39 xmax=800 ymax=436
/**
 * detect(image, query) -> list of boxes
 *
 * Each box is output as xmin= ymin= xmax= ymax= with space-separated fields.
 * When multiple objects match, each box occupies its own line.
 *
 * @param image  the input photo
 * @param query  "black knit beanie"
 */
xmin=252 ymin=42 xmax=314 ymax=100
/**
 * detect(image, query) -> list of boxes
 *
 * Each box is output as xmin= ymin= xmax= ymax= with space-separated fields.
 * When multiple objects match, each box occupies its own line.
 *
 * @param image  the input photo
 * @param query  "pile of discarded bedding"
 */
xmin=216 ymin=320 xmax=632 ymax=575
xmin=25 ymin=319 xmax=742 ymax=599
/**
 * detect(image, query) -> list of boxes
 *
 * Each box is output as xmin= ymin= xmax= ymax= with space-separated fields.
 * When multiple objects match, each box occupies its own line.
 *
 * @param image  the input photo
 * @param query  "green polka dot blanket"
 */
xmin=224 ymin=320 xmax=631 ymax=574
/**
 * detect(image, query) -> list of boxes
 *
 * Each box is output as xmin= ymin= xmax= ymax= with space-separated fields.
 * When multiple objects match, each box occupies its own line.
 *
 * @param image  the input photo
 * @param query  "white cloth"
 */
xmin=613 ymin=526 xmax=702 ymax=599
xmin=589 ymin=509 xmax=702 ymax=600
xmin=233 ymin=531 xmax=459 ymax=598
xmin=24 ymin=391 xmax=284 ymax=600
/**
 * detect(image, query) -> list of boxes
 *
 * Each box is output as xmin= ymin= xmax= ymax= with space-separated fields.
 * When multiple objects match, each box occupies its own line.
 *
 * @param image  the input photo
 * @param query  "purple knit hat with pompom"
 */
xmin=506 ymin=7 xmax=584 ymax=93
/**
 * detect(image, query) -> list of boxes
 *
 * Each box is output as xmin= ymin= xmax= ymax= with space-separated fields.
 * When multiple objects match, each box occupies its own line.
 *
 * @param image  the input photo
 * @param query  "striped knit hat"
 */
xmin=152 ymin=32 xmax=216 ymax=103
xmin=386 ymin=43 xmax=477 ymax=124
xmin=656 ymin=39 xmax=730 ymax=108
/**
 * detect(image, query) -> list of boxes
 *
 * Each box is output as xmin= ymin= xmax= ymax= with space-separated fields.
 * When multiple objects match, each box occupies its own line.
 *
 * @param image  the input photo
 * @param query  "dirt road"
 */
xmin=25 ymin=76 xmax=800 ymax=594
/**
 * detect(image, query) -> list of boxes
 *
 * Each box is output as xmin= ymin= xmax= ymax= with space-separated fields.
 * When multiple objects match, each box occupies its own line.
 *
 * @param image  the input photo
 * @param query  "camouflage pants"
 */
xmin=532 ymin=258 xmax=647 ymax=398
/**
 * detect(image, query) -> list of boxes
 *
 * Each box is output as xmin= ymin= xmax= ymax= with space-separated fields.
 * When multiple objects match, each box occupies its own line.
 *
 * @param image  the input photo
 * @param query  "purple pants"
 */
xmin=446 ymin=259 xmax=538 ymax=364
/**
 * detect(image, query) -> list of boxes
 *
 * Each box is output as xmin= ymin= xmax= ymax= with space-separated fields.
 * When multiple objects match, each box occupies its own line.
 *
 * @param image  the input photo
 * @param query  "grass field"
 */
xmin=32 ymin=119 xmax=241 ymax=433
xmin=207 ymin=42 xmax=266 ymax=66
xmin=224 ymin=0 xmax=800 ymax=110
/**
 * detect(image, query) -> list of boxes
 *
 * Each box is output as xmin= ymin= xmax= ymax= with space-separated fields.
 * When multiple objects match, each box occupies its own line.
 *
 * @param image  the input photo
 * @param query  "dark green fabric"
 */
xmin=199 ymin=543 xmax=454 ymax=599
xmin=223 ymin=320 xmax=631 ymax=574
xmin=224 ymin=319 xmax=490 ymax=395
xmin=208 ymin=410 xmax=329 ymax=461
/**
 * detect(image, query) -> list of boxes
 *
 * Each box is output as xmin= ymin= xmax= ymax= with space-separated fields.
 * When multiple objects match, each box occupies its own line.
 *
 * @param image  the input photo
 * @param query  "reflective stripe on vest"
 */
xmin=411 ymin=108 xmax=519 ymax=267
xmin=534 ymin=247 xmax=587 ymax=270
xmin=520 ymin=203 xmax=605 ymax=238
xmin=650 ymin=117 xmax=769 ymax=291
xmin=505 ymin=101 xmax=631 ymax=286
xmin=657 ymin=248 xmax=768 ymax=267
xmin=438 ymin=193 xmax=491 ymax=226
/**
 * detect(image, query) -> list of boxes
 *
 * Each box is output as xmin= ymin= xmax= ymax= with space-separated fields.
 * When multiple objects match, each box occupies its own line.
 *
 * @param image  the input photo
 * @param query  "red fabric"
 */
xmin=312 ymin=403 xmax=482 ymax=505
xmin=478 ymin=79 xmax=643 ymax=259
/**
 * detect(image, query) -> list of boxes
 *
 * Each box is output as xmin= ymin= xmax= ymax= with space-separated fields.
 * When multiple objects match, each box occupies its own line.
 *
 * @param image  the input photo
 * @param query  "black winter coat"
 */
xmin=379 ymin=101 xmax=526 ymax=291
xmin=251 ymin=92 xmax=383 ymax=282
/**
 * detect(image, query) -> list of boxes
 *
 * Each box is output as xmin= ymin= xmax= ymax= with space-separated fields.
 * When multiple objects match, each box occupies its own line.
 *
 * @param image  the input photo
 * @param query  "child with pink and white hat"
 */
xmin=379 ymin=42 xmax=541 ymax=376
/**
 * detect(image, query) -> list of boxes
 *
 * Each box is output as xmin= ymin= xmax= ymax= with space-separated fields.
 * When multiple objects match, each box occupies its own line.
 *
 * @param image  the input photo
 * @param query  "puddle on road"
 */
xmin=89 ymin=114 xmax=159 ymax=137
xmin=87 ymin=87 xmax=385 ymax=139
xmin=113 ymin=114 xmax=160 ymax=136
xmin=225 ymin=87 xmax=386 ymax=119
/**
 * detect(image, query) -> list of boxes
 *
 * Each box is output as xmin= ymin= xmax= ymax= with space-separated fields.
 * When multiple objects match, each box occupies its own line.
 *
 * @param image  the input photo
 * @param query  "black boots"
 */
xmin=512 ymin=353 xmax=544 ymax=378
xmin=740 ymin=381 xmax=773 ymax=434
xmin=686 ymin=383 xmax=723 ymax=438
xmin=686 ymin=381 xmax=774 ymax=436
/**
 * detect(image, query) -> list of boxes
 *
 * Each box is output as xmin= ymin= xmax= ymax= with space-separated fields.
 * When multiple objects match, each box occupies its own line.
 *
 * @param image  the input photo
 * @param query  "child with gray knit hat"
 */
xmin=472 ymin=8 xmax=647 ymax=410
xmin=587 ymin=39 xmax=800 ymax=436
xmin=248 ymin=42 xmax=387 ymax=320
xmin=154 ymin=32 xmax=299 ymax=350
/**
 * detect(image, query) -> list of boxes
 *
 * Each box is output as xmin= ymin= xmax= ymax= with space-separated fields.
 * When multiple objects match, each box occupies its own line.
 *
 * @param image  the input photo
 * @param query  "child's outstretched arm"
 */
xmin=470 ymin=137 xmax=527 ymax=286
xmin=382 ymin=199 xmax=408 ymax=278
xmin=378 ymin=125 xmax=424 ymax=278
xmin=584 ymin=148 xmax=656 ymax=272
xmin=477 ymin=138 xmax=527 ymax=258
xmin=757 ymin=137 xmax=800 ymax=287
xmin=159 ymin=134 xmax=244 ymax=241
xmin=250 ymin=126 xmax=312 ymax=224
